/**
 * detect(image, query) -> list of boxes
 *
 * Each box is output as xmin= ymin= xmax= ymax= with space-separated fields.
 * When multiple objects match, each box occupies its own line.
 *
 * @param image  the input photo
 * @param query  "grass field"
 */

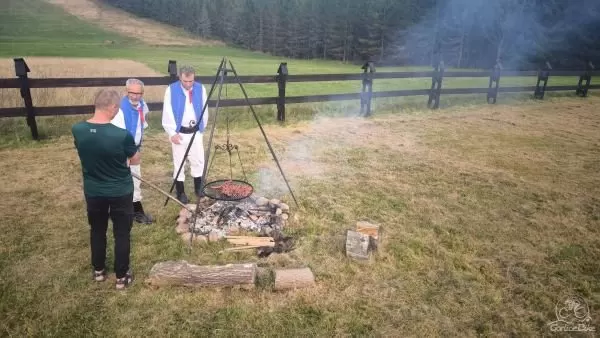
xmin=1 ymin=0 xmax=600 ymax=336
xmin=1 ymin=96 xmax=599 ymax=337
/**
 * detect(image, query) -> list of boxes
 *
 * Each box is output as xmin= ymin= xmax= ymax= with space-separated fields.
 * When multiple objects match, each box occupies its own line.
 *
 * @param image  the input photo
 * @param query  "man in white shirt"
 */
xmin=111 ymin=78 xmax=154 ymax=224
xmin=161 ymin=66 xmax=209 ymax=204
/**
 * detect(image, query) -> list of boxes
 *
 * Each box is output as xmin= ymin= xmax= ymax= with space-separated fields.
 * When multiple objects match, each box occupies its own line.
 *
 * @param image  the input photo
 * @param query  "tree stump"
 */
xmin=273 ymin=267 xmax=315 ymax=291
xmin=146 ymin=260 xmax=256 ymax=289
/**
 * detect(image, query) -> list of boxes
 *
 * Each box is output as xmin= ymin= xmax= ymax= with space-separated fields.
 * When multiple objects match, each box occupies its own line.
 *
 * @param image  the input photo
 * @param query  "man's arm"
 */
xmin=201 ymin=84 xmax=208 ymax=131
xmin=142 ymin=101 xmax=149 ymax=129
xmin=161 ymin=86 xmax=177 ymax=138
xmin=124 ymin=132 xmax=140 ymax=165
xmin=111 ymin=109 xmax=126 ymax=129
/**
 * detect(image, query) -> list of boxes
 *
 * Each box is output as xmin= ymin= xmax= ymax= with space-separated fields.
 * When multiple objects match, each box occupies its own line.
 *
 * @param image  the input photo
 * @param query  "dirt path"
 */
xmin=44 ymin=0 xmax=223 ymax=46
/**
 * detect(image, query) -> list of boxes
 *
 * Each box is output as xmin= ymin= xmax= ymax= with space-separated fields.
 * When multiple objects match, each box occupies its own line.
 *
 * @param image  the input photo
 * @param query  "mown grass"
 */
xmin=1 ymin=96 xmax=599 ymax=337
xmin=2 ymin=0 xmax=600 ymax=336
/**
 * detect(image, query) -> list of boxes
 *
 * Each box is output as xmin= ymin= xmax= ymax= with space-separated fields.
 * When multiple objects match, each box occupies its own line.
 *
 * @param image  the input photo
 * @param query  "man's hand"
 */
xmin=170 ymin=133 xmax=182 ymax=144
xmin=129 ymin=151 xmax=141 ymax=165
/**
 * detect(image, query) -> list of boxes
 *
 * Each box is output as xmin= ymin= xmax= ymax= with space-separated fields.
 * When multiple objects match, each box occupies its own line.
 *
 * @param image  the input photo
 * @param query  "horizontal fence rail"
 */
xmin=1 ymin=58 xmax=597 ymax=139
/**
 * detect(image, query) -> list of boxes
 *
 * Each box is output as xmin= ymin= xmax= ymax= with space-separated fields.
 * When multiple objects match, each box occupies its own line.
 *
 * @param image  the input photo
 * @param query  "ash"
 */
xmin=190 ymin=195 xmax=290 ymax=236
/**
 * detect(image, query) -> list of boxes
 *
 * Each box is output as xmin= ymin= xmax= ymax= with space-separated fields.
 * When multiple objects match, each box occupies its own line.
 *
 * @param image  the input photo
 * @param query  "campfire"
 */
xmin=176 ymin=194 xmax=291 ymax=241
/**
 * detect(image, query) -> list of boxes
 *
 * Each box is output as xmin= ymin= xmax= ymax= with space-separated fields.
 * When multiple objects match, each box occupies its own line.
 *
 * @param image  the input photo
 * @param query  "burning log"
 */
xmin=273 ymin=268 xmax=315 ymax=291
xmin=146 ymin=260 xmax=256 ymax=289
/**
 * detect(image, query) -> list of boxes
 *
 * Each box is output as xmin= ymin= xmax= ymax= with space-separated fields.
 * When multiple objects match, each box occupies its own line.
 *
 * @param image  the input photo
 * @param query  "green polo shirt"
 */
xmin=72 ymin=121 xmax=138 ymax=197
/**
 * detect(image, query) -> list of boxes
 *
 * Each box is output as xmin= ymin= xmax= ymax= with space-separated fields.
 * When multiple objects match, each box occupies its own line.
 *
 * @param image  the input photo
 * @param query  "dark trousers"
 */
xmin=85 ymin=193 xmax=133 ymax=279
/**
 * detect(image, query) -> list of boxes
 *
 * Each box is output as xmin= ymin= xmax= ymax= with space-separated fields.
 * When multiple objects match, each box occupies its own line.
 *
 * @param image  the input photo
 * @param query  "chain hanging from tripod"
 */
xmin=202 ymin=63 xmax=254 ymax=201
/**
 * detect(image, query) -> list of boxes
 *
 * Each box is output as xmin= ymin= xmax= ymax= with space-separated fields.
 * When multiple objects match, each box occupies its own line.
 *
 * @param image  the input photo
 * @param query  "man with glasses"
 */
xmin=111 ymin=78 xmax=154 ymax=224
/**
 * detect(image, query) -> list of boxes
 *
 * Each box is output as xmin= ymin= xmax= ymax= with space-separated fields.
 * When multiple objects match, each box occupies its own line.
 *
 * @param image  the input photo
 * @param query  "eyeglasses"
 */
xmin=128 ymin=91 xmax=144 ymax=95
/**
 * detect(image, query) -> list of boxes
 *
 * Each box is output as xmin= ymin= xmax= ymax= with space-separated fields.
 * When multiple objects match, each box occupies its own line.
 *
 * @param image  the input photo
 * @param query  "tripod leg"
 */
xmin=164 ymin=58 xmax=226 ymax=207
xmin=201 ymin=57 xmax=228 ymax=184
xmin=227 ymin=60 xmax=300 ymax=208
xmin=188 ymin=58 xmax=229 ymax=250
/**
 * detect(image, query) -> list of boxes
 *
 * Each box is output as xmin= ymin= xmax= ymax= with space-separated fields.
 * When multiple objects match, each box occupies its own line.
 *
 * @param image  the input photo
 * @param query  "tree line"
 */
xmin=100 ymin=0 xmax=600 ymax=69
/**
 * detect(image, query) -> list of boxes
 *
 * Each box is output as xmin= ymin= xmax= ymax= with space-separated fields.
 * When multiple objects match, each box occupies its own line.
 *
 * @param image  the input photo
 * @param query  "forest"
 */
xmin=100 ymin=0 xmax=600 ymax=69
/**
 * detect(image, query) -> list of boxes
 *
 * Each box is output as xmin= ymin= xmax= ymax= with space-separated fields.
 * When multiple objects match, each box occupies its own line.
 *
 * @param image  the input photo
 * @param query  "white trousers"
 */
xmin=130 ymin=164 xmax=142 ymax=202
xmin=171 ymin=132 xmax=205 ymax=181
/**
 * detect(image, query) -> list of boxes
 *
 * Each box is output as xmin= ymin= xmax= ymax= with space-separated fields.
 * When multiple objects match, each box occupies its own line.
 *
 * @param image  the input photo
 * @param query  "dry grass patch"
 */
xmin=1 ymin=97 xmax=599 ymax=336
xmin=0 ymin=57 xmax=167 ymax=108
xmin=44 ymin=0 xmax=222 ymax=47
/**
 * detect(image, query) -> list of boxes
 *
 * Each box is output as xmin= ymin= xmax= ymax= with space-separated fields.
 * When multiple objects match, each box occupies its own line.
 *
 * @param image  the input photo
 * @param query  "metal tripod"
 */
xmin=162 ymin=57 xmax=299 ymax=247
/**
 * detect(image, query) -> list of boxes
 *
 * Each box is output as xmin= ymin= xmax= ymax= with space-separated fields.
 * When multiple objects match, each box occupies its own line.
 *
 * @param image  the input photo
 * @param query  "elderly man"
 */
xmin=161 ymin=66 xmax=208 ymax=204
xmin=72 ymin=88 xmax=137 ymax=290
xmin=111 ymin=79 xmax=153 ymax=224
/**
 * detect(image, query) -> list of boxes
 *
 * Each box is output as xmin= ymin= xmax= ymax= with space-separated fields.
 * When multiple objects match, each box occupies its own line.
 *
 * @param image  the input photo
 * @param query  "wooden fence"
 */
xmin=1 ymin=58 xmax=598 ymax=140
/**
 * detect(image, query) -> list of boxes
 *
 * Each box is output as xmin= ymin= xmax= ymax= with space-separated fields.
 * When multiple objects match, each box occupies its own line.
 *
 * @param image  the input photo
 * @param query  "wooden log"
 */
xmin=146 ymin=260 xmax=256 ymax=288
xmin=356 ymin=221 xmax=380 ymax=240
xmin=356 ymin=221 xmax=381 ymax=251
xmin=273 ymin=268 xmax=315 ymax=291
xmin=225 ymin=236 xmax=275 ymax=247
xmin=346 ymin=230 xmax=371 ymax=260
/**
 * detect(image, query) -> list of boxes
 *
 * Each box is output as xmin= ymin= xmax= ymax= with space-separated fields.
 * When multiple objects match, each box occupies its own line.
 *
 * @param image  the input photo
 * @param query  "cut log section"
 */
xmin=346 ymin=230 xmax=371 ymax=260
xmin=273 ymin=268 xmax=315 ymax=291
xmin=356 ymin=221 xmax=380 ymax=240
xmin=356 ymin=221 xmax=381 ymax=251
xmin=146 ymin=260 xmax=256 ymax=289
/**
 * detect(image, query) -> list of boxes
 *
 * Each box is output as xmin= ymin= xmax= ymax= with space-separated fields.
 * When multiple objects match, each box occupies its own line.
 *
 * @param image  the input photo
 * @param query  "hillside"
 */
xmin=44 ymin=0 xmax=222 ymax=47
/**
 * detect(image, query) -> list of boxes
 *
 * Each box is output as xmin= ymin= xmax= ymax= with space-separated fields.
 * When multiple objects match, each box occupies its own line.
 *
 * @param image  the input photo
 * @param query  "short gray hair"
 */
xmin=179 ymin=65 xmax=195 ymax=76
xmin=125 ymin=78 xmax=144 ymax=88
xmin=94 ymin=89 xmax=120 ymax=110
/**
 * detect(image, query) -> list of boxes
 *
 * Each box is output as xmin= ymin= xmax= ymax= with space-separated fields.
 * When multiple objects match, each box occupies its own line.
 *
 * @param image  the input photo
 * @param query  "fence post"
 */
xmin=360 ymin=61 xmax=375 ymax=117
xmin=14 ymin=58 xmax=38 ymax=140
xmin=428 ymin=60 xmax=444 ymax=109
xmin=276 ymin=62 xmax=288 ymax=122
xmin=487 ymin=60 xmax=502 ymax=104
xmin=534 ymin=61 xmax=551 ymax=99
xmin=576 ymin=61 xmax=594 ymax=97
xmin=168 ymin=60 xmax=178 ymax=82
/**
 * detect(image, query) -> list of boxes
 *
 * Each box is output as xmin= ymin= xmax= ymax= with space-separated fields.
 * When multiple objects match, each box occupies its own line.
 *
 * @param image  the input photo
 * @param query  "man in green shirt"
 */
xmin=72 ymin=88 xmax=140 ymax=290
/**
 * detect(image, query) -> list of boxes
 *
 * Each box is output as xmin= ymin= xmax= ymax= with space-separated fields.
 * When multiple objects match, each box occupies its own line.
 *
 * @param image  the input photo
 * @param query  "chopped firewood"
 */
xmin=356 ymin=221 xmax=381 ymax=251
xmin=219 ymin=245 xmax=263 ymax=253
xmin=273 ymin=268 xmax=315 ymax=291
xmin=225 ymin=236 xmax=275 ymax=247
xmin=346 ymin=230 xmax=371 ymax=260
xmin=356 ymin=221 xmax=380 ymax=240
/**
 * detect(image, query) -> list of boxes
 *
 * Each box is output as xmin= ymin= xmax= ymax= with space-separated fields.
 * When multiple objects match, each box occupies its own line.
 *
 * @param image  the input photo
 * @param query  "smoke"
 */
xmin=394 ymin=0 xmax=600 ymax=69
xmin=252 ymin=110 xmax=354 ymax=199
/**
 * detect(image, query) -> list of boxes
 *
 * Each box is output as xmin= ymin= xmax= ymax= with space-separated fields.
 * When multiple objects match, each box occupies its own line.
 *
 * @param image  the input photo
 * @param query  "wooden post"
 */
xmin=576 ymin=61 xmax=594 ymax=97
xmin=146 ymin=260 xmax=257 ymax=289
xmin=168 ymin=60 xmax=178 ymax=83
xmin=360 ymin=61 xmax=375 ymax=117
xmin=487 ymin=60 xmax=502 ymax=104
xmin=428 ymin=60 xmax=444 ymax=109
xmin=14 ymin=58 xmax=38 ymax=140
xmin=276 ymin=62 xmax=288 ymax=121
xmin=534 ymin=61 xmax=551 ymax=100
